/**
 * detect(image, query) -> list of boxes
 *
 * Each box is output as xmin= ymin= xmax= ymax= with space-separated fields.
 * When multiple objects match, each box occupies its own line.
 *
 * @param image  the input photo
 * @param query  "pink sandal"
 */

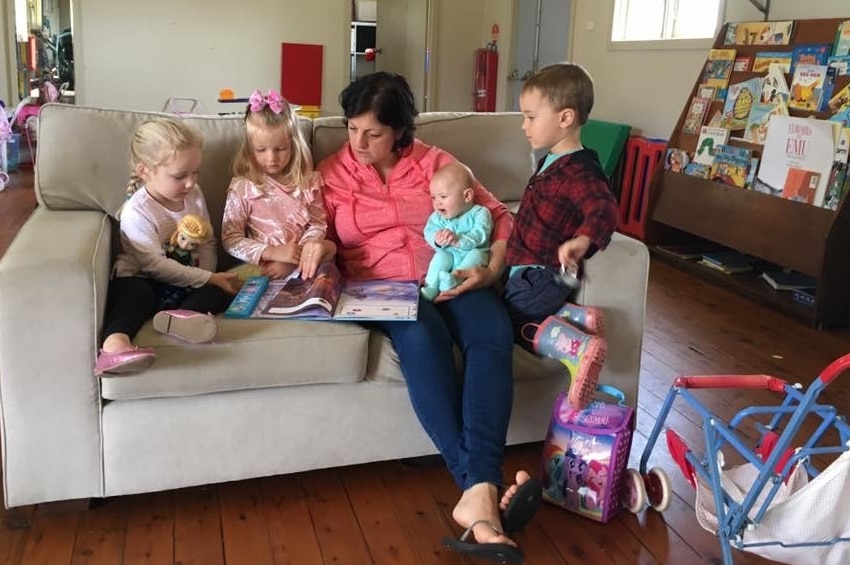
xmin=94 ymin=347 xmax=156 ymax=377
xmin=152 ymin=309 xmax=218 ymax=344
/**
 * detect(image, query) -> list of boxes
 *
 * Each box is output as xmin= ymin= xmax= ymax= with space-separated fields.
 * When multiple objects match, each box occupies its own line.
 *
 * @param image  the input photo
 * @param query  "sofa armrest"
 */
xmin=0 ymin=209 xmax=112 ymax=506
xmin=576 ymin=233 xmax=649 ymax=407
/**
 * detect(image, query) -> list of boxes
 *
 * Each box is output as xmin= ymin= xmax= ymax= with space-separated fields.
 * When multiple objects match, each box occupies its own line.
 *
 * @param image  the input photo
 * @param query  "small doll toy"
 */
xmin=165 ymin=214 xmax=212 ymax=267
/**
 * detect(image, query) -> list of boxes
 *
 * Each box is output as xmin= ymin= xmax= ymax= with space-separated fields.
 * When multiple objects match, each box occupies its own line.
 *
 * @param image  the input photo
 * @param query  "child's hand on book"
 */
xmin=264 ymin=241 xmax=302 ymax=265
xmin=261 ymin=261 xmax=297 ymax=280
xmin=210 ymin=271 xmax=243 ymax=295
xmin=299 ymin=240 xmax=324 ymax=279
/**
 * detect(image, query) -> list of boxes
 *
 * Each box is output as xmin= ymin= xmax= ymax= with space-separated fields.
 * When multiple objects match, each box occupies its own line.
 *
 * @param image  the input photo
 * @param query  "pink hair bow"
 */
xmin=248 ymin=89 xmax=286 ymax=114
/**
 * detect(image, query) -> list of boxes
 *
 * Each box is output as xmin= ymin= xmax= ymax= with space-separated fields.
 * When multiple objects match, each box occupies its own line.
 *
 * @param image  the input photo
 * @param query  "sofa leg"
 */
xmin=36 ymin=498 xmax=92 ymax=515
xmin=3 ymin=506 xmax=34 ymax=529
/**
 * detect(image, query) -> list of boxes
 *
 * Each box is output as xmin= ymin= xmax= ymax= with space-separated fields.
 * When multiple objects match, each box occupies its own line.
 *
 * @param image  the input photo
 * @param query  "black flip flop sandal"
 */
xmin=443 ymin=520 xmax=524 ymax=564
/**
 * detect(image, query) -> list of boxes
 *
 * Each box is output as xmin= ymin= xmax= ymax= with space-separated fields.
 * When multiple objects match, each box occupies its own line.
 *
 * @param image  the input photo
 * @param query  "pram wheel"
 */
xmin=623 ymin=468 xmax=647 ymax=513
xmin=646 ymin=467 xmax=672 ymax=511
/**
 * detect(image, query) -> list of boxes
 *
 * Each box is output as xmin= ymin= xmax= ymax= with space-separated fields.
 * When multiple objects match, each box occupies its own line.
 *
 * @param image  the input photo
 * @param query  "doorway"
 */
xmin=10 ymin=0 xmax=75 ymax=103
xmin=349 ymin=0 xmax=433 ymax=111
xmin=509 ymin=0 xmax=572 ymax=111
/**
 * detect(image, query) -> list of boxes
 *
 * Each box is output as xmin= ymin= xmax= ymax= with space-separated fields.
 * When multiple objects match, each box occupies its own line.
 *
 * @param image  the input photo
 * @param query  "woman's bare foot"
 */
xmin=452 ymin=482 xmax=516 ymax=547
xmin=499 ymin=470 xmax=533 ymax=511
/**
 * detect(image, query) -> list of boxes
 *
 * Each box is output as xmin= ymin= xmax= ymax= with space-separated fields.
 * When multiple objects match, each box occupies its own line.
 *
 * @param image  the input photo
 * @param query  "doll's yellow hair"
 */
xmin=171 ymin=214 xmax=212 ymax=246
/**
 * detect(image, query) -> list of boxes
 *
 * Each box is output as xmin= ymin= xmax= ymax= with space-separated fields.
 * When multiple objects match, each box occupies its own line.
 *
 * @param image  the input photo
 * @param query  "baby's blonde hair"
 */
xmin=127 ymin=117 xmax=204 ymax=197
xmin=232 ymin=101 xmax=313 ymax=188
xmin=171 ymin=214 xmax=212 ymax=246
xmin=433 ymin=162 xmax=475 ymax=191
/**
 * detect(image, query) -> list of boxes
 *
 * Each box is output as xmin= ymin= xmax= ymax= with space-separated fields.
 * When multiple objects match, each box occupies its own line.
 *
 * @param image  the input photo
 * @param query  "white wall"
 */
xmin=0 ymin=0 xmax=16 ymax=105
xmin=75 ymin=0 xmax=349 ymax=114
xmin=430 ymin=0 xmax=515 ymax=112
xmin=2 ymin=0 xmax=846 ymax=123
xmin=570 ymin=0 xmax=849 ymax=139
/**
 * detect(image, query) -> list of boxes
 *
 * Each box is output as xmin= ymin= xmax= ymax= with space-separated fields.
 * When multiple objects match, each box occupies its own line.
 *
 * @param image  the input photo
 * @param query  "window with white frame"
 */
xmin=611 ymin=0 xmax=724 ymax=42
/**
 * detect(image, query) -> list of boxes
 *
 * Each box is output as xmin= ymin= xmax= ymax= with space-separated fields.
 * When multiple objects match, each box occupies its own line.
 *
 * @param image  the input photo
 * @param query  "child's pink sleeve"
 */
xmin=221 ymin=179 xmax=268 ymax=265
xmin=299 ymin=174 xmax=328 ymax=244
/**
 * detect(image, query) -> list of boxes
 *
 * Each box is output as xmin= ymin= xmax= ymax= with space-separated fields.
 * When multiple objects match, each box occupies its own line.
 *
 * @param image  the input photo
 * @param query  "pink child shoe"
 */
xmin=152 ymin=309 xmax=218 ymax=344
xmin=555 ymin=302 xmax=605 ymax=337
xmin=94 ymin=347 xmax=156 ymax=377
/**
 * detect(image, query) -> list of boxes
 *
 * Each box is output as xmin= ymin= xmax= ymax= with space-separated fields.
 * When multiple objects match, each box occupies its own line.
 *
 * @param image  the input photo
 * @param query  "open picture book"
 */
xmin=224 ymin=263 xmax=419 ymax=321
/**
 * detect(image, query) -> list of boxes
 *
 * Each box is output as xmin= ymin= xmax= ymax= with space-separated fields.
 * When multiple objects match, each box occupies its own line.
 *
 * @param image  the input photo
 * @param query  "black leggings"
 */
xmin=101 ymin=276 xmax=230 ymax=342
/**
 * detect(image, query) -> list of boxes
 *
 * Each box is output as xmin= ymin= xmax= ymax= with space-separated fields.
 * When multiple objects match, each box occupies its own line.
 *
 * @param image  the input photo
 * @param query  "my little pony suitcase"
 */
xmin=540 ymin=385 xmax=634 ymax=523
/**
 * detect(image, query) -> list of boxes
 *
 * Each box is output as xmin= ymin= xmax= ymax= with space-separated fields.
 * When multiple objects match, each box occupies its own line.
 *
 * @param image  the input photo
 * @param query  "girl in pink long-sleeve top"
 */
xmin=222 ymin=89 xmax=335 ymax=280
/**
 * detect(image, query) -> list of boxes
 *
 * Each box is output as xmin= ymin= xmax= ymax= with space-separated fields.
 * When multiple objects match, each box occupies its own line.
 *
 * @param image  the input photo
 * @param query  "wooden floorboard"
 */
xmin=0 ymin=169 xmax=847 ymax=563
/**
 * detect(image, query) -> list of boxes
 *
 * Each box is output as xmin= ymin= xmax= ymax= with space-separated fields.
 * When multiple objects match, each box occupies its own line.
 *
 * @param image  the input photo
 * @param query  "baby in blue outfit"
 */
xmin=421 ymin=163 xmax=493 ymax=301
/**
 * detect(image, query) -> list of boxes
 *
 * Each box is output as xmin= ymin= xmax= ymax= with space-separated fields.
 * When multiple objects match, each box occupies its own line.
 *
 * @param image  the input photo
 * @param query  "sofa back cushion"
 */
xmin=36 ymin=105 xmax=532 ymax=228
xmin=313 ymin=112 xmax=532 ymax=204
xmin=36 ymin=105 xmax=314 ymax=259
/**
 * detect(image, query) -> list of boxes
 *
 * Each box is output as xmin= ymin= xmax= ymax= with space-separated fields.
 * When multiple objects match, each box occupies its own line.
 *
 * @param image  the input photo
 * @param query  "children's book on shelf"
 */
xmin=701 ymin=49 xmax=737 ymax=100
xmin=752 ymin=51 xmax=793 ymax=73
xmin=745 ymin=157 xmax=760 ymax=189
xmin=828 ymin=83 xmax=850 ymax=114
xmin=790 ymin=44 xmax=831 ymax=74
xmin=760 ymin=270 xmax=817 ymax=291
xmin=831 ymin=107 xmax=850 ymax=127
xmin=761 ymin=64 xmax=790 ymax=106
xmin=833 ymin=20 xmax=850 ymax=56
xmin=684 ymin=162 xmax=711 ymax=179
xmin=722 ymin=77 xmax=762 ymax=130
xmin=733 ymin=56 xmax=752 ymax=72
xmin=819 ymin=67 xmax=839 ymax=112
xmin=226 ymin=264 xmax=420 ymax=321
xmin=823 ymin=126 xmax=850 ymax=211
xmin=664 ymin=148 xmax=689 ymax=173
xmin=780 ymin=168 xmax=821 ymax=204
xmin=788 ymin=64 xmax=828 ymax=112
xmin=827 ymin=55 xmax=850 ymax=76
xmin=709 ymin=145 xmax=751 ymax=188
xmin=754 ymin=115 xmax=836 ymax=205
xmin=697 ymin=85 xmax=718 ymax=100
xmin=683 ymin=96 xmax=712 ymax=134
xmin=725 ymin=21 xmax=793 ymax=46
xmin=693 ymin=125 xmax=730 ymax=166
xmin=744 ymin=102 xmax=785 ymax=144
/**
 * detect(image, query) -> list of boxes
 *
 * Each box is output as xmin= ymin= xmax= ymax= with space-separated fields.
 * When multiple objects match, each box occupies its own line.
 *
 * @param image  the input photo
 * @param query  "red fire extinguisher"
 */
xmin=474 ymin=24 xmax=499 ymax=112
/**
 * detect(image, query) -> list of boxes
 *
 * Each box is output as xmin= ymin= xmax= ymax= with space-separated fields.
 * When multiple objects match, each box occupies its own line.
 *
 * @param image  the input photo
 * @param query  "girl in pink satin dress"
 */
xmin=222 ymin=89 xmax=335 ymax=280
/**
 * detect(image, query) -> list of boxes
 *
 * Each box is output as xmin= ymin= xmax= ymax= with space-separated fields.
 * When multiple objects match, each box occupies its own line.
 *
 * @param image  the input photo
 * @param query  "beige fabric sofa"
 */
xmin=0 ymin=104 xmax=649 ymax=508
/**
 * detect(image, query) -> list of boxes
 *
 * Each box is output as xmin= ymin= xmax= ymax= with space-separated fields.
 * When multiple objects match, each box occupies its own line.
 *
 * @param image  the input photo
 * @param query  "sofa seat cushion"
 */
xmin=365 ymin=332 xmax=568 ymax=385
xmin=100 ymin=319 xmax=371 ymax=401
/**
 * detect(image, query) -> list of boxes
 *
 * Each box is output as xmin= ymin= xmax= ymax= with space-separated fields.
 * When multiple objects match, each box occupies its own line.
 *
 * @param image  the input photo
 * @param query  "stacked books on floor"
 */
xmin=760 ymin=270 xmax=817 ymax=307
xmin=698 ymin=251 xmax=755 ymax=274
xmin=759 ymin=270 xmax=817 ymax=291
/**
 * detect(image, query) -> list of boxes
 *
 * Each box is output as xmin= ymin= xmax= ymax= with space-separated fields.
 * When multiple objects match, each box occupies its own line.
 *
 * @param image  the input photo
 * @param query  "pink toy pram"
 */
xmin=625 ymin=354 xmax=850 ymax=565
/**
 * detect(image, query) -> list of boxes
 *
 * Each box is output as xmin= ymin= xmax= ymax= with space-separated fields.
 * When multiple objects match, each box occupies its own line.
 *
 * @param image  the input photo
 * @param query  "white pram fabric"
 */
xmin=696 ymin=450 xmax=850 ymax=565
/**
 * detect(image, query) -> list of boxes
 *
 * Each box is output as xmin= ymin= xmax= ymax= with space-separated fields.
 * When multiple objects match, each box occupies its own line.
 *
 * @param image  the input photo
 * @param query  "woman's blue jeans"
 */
xmin=365 ymin=287 xmax=514 ymax=490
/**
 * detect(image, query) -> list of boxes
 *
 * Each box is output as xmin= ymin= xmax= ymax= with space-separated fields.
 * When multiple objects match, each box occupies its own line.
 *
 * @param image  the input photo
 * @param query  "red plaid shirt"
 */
xmin=506 ymin=149 xmax=618 ymax=267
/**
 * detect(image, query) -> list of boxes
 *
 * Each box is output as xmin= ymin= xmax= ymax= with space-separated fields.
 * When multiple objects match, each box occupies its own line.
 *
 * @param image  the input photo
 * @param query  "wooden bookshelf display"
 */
xmin=646 ymin=17 xmax=850 ymax=329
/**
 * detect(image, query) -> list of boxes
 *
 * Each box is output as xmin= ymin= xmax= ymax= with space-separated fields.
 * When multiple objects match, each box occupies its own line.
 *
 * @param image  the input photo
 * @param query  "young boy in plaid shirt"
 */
xmin=505 ymin=63 xmax=618 ymax=409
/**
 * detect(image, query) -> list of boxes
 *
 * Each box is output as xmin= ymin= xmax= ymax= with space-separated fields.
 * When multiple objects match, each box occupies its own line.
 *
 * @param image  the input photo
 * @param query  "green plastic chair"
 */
xmin=581 ymin=119 xmax=632 ymax=178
